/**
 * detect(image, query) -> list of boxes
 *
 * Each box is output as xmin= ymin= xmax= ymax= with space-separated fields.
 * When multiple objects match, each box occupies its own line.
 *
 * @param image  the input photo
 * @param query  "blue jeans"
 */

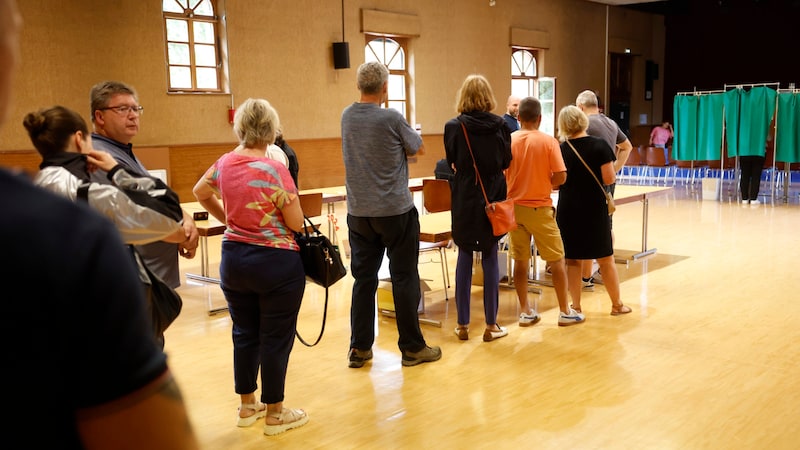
xmin=347 ymin=207 xmax=427 ymax=353
xmin=220 ymin=241 xmax=305 ymax=404
xmin=454 ymin=246 xmax=499 ymax=326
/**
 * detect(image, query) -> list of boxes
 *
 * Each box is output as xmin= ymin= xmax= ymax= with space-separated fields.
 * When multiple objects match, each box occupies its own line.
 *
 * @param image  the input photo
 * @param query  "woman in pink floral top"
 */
xmin=193 ymin=98 xmax=308 ymax=437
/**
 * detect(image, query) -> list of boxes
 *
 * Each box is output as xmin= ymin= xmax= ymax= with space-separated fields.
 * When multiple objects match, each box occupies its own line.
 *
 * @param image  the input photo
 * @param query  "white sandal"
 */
xmin=263 ymin=407 xmax=309 ymax=436
xmin=236 ymin=402 xmax=267 ymax=427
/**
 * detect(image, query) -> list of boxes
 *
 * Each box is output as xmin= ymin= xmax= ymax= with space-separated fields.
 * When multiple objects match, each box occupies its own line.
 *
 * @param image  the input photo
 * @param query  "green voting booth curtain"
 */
xmin=673 ymin=93 xmax=724 ymax=161
xmin=726 ymin=86 xmax=777 ymax=157
xmin=698 ymin=94 xmax=725 ymax=160
xmin=673 ymin=95 xmax=698 ymax=160
xmin=776 ymin=92 xmax=800 ymax=163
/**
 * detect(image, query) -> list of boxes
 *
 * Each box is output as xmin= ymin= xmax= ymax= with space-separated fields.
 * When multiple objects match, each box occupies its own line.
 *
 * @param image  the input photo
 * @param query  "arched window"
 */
xmin=365 ymin=36 xmax=409 ymax=119
xmin=163 ymin=0 xmax=227 ymax=92
xmin=511 ymin=48 xmax=556 ymax=136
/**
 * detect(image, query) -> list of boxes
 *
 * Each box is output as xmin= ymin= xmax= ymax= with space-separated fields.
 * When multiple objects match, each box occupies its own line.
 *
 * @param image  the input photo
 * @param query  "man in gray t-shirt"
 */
xmin=341 ymin=61 xmax=441 ymax=369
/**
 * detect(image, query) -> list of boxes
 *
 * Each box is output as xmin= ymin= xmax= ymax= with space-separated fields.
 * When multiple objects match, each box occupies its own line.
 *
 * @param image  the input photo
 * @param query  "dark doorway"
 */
xmin=609 ymin=53 xmax=634 ymax=137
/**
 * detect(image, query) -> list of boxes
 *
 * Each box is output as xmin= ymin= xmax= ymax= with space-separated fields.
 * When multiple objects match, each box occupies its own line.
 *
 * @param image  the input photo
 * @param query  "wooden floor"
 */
xmin=166 ymin=178 xmax=800 ymax=450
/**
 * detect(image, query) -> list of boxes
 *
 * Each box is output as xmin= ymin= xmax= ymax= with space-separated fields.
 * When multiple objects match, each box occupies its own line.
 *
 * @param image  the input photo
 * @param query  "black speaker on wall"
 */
xmin=333 ymin=42 xmax=350 ymax=69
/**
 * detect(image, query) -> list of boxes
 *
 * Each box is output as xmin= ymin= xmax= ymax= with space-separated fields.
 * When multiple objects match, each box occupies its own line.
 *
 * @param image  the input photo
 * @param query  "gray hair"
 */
xmin=357 ymin=61 xmax=388 ymax=95
xmin=557 ymin=105 xmax=589 ymax=139
xmin=90 ymin=81 xmax=138 ymax=122
xmin=233 ymin=98 xmax=280 ymax=148
xmin=575 ymin=90 xmax=598 ymax=108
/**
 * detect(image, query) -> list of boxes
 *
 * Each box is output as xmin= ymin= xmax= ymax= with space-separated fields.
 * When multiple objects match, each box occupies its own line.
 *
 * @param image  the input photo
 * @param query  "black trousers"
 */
xmin=739 ymin=155 xmax=765 ymax=201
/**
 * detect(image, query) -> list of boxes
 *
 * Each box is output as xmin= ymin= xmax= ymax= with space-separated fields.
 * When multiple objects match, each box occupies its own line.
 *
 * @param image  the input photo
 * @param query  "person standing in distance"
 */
xmin=89 ymin=80 xmax=199 ymax=289
xmin=503 ymin=95 xmax=521 ymax=132
xmin=0 ymin=2 xmax=199 ymax=448
xmin=341 ymin=61 xmax=441 ymax=368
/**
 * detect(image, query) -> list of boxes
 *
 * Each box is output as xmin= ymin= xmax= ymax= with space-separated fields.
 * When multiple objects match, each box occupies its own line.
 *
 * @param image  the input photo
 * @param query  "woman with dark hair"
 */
xmin=23 ymin=105 xmax=187 ymax=347
xmin=443 ymin=74 xmax=512 ymax=342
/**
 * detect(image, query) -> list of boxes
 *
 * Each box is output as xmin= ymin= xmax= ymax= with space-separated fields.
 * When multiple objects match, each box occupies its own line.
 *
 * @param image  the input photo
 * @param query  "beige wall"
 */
xmin=0 ymin=0 xmax=664 ymax=188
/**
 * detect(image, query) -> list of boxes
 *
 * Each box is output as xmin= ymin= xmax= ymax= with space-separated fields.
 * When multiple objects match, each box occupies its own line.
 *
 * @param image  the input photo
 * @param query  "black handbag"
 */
xmin=294 ymin=216 xmax=346 ymax=346
xmin=296 ymin=217 xmax=346 ymax=288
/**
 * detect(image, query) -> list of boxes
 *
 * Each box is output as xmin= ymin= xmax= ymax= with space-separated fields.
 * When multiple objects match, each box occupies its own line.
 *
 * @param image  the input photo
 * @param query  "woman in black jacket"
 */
xmin=443 ymin=75 xmax=512 ymax=342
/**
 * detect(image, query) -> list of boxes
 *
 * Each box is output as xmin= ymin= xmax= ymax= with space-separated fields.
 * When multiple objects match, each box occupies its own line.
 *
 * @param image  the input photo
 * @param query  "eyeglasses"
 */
xmin=99 ymin=105 xmax=144 ymax=116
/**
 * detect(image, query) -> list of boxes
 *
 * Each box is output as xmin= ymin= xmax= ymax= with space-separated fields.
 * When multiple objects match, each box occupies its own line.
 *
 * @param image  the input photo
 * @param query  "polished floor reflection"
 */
xmin=167 ymin=179 xmax=800 ymax=449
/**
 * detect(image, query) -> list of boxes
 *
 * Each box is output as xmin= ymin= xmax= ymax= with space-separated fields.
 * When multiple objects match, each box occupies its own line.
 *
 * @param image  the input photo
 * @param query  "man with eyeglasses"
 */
xmin=89 ymin=80 xmax=199 ymax=289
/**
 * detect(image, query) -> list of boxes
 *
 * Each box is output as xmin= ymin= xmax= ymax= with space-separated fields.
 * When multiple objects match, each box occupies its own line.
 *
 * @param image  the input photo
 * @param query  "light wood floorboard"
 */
xmin=167 ymin=180 xmax=800 ymax=449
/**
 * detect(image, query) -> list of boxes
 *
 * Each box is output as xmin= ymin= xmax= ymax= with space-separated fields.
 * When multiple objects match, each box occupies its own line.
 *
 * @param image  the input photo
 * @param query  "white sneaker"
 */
xmin=519 ymin=311 xmax=541 ymax=327
xmin=558 ymin=308 xmax=586 ymax=327
xmin=581 ymin=278 xmax=595 ymax=292
xmin=750 ymin=199 xmax=760 ymax=205
xmin=741 ymin=199 xmax=749 ymax=204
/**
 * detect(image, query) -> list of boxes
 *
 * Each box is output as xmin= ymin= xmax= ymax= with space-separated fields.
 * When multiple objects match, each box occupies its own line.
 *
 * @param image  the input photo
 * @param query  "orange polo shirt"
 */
xmin=506 ymin=129 xmax=566 ymax=208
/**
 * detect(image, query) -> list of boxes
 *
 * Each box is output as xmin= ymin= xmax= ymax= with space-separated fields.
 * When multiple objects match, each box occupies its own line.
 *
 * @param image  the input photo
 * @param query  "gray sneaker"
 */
xmin=348 ymin=348 xmax=373 ymax=369
xmin=401 ymin=345 xmax=442 ymax=366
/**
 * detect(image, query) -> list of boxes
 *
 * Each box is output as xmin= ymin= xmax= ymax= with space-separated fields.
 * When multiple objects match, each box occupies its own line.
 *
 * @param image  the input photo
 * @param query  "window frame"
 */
xmin=364 ymin=35 xmax=410 ymax=121
xmin=511 ymin=47 xmax=556 ymax=137
xmin=162 ymin=0 xmax=228 ymax=94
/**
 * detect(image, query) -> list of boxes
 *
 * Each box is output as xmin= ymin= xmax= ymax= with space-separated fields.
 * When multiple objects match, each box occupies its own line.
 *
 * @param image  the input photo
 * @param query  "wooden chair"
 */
xmin=420 ymin=179 xmax=452 ymax=300
xmin=298 ymin=192 xmax=323 ymax=233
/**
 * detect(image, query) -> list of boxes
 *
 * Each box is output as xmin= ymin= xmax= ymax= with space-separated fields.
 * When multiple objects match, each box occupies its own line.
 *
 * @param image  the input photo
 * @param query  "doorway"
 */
xmin=609 ymin=53 xmax=634 ymax=136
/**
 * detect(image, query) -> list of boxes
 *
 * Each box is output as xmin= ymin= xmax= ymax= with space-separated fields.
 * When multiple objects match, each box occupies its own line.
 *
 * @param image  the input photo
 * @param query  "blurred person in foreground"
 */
xmin=0 ymin=1 xmax=199 ymax=448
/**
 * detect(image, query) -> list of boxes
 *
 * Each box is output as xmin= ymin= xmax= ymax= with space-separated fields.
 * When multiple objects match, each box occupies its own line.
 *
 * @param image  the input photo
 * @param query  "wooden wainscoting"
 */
xmin=0 ymin=134 xmax=445 ymax=202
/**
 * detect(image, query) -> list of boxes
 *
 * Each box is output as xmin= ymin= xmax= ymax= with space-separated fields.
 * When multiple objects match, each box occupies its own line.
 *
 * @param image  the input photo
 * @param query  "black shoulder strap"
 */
xmin=77 ymin=182 xmax=90 ymax=203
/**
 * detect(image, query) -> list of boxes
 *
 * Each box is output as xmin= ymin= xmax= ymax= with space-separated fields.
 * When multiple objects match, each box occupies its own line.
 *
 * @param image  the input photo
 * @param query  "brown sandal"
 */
xmin=611 ymin=304 xmax=632 ymax=316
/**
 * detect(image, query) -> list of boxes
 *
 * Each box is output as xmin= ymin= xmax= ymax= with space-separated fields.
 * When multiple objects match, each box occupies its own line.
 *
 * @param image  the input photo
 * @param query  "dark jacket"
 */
xmin=443 ymin=111 xmax=512 ymax=251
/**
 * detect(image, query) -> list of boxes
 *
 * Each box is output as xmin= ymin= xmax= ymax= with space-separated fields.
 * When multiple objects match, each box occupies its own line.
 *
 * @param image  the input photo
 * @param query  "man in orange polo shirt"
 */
xmin=505 ymin=97 xmax=585 ymax=327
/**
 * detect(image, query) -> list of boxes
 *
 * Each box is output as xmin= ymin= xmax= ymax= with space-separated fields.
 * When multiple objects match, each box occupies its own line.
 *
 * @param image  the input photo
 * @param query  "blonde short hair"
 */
xmin=455 ymin=74 xmax=497 ymax=113
xmin=557 ymin=105 xmax=589 ymax=139
xmin=233 ymin=98 xmax=280 ymax=148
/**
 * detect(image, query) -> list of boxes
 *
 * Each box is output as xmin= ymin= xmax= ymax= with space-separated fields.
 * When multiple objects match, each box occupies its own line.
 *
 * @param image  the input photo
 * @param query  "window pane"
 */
xmin=192 ymin=0 xmax=214 ymax=16
xmin=163 ymin=0 xmax=184 ymax=13
xmin=512 ymin=50 xmax=536 ymax=77
xmin=386 ymin=47 xmax=405 ymax=70
xmin=193 ymin=21 xmax=215 ymax=44
xmin=388 ymin=74 xmax=406 ymax=100
xmin=194 ymin=43 xmax=216 ymax=66
xmin=511 ymin=79 xmax=529 ymax=98
xmin=166 ymin=19 xmax=188 ymax=42
xmin=169 ymin=66 xmax=192 ymax=89
xmin=538 ymin=79 xmax=555 ymax=100
xmin=196 ymin=67 xmax=218 ymax=89
xmin=168 ymin=43 xmax=190 ymax=65
xmin=366 ymin=40 xmax=384 ymax=63
xmin=388 ymin=101 xmax=406 ymax=117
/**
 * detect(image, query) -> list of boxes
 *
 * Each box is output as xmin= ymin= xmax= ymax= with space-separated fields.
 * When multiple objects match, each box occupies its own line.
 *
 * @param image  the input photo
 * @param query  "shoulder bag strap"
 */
xmin=460 ymin=121 xmax=491 ymax=206
xmin=565 ymin=139 xmax=608 ymax=198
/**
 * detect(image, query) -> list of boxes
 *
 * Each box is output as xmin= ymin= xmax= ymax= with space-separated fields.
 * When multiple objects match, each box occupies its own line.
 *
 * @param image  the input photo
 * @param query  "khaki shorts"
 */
xmin=508 ymin=205 xmax=564 ymax=262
